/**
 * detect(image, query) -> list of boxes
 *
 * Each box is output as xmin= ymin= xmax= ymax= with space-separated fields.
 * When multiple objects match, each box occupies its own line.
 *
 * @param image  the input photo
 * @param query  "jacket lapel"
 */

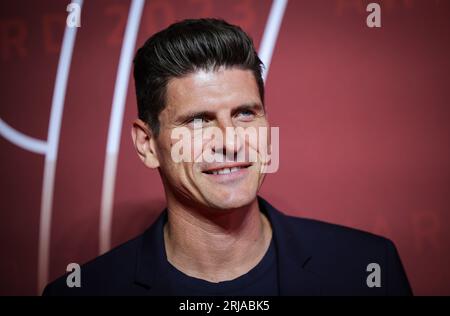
xmin=259 ymin=197 xmax=322 ymax=295
xmin=134 ymin=210 xmax=173 ymax=295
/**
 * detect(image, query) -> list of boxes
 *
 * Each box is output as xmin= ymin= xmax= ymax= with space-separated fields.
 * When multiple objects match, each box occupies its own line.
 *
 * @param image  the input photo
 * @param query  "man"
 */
xmin=43 ymin=18 xmax=412 ymax=296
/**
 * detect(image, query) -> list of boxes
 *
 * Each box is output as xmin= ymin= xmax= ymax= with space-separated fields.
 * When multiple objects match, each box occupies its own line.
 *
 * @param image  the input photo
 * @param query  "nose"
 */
xmin=212 ymin=117 xmax=243 ymax=161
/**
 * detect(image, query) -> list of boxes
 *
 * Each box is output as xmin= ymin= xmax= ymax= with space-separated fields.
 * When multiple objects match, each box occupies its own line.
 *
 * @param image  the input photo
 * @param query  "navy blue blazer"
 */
xmin=43 ymin=197 xmax=412 ymax=296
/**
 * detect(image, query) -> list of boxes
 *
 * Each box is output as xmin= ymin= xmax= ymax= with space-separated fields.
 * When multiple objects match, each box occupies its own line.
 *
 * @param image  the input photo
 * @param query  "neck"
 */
xmin=163 ymin=197 xmax=272 ymax=283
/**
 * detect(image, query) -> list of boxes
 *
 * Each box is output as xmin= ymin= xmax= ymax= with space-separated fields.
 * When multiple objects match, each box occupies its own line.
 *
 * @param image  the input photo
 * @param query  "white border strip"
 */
xmin=37 ymin=0 xmax=83 ymax=294
xmin=258 ymin=0 xmax=288 ymax=81
xmin=99 ymin=0 xmax=145 ymax=254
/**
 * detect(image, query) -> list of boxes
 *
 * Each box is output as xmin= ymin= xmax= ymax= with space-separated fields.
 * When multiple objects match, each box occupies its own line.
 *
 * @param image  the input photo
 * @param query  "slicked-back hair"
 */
xmin=133 ymin=18 xmax=265 ymax=135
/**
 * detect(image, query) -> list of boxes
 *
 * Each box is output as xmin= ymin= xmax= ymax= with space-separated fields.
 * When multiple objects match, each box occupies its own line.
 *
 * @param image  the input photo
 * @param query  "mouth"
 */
xmin=203 ymin=166 xmax=250 ymax=175
xmin=202 ymin=163 xmax=252 ymax=175
xmin=201 ymin=163 xmax=252 ymax=183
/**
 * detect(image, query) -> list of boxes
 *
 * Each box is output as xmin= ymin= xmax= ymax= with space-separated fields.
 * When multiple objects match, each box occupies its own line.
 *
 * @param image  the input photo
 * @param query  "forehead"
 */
xmin=163 ymin=68 xmax=261 ymax=117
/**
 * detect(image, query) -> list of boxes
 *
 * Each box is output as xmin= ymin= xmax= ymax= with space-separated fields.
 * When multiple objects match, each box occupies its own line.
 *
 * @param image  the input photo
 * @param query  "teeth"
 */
xmin=210 ymin=166 xmax=242 ymax=175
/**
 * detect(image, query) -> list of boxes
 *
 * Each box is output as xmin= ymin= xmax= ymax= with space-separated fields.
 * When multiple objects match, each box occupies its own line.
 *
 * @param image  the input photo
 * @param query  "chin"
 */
xmin=205 ymin=189 xmax=257 ymax=210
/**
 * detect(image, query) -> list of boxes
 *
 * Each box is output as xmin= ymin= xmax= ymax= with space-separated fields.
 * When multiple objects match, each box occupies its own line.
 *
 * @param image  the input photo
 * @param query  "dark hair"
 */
xmin=133 ymin=18 xmax=265 ymax=135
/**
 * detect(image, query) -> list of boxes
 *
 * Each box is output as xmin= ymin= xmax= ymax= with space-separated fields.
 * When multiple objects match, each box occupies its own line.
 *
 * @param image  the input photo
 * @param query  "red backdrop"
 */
xmin=1 ymin=0 xmax=449 ymax=295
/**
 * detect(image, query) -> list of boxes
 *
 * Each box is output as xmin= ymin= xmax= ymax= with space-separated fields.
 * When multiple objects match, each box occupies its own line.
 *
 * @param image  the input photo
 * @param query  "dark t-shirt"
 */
xmin=165 ymin=238 xmax=279 ymax=296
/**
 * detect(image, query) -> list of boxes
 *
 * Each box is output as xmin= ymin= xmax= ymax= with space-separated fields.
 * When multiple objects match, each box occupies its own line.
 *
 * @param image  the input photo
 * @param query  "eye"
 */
xmin=187 ymin=115 xmax=211 ymax=127
xmin=236 ymin=109 xmax=255 ymax=121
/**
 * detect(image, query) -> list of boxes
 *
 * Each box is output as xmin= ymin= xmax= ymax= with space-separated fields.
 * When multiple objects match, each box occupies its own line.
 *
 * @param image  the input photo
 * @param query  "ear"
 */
xmin=131 ymin=119 xmax=160 ymax=169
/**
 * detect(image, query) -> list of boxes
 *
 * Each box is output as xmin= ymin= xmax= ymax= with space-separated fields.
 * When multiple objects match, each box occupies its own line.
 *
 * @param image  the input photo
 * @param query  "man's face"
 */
xmin=153 ymin=68 xmax=269 ymax=211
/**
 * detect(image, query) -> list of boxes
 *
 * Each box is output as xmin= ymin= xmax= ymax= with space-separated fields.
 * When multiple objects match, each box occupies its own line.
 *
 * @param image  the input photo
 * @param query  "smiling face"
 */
xmin=134 ymin=67 xmax=269 ymax=211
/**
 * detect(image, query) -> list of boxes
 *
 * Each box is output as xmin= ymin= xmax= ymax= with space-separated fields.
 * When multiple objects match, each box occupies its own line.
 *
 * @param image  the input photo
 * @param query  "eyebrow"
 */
xmin=174 ymin=103 xmax=264 ymax=125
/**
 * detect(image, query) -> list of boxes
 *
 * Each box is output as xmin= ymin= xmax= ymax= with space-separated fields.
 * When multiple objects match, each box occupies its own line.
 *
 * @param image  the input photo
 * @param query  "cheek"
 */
xmin=192 ymin=130 xmax=205 ymax=162
xmin=245 ymin=127 xmax=270 ymax=162
xmin=161 ymin=161 xmax=195 ymax=191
